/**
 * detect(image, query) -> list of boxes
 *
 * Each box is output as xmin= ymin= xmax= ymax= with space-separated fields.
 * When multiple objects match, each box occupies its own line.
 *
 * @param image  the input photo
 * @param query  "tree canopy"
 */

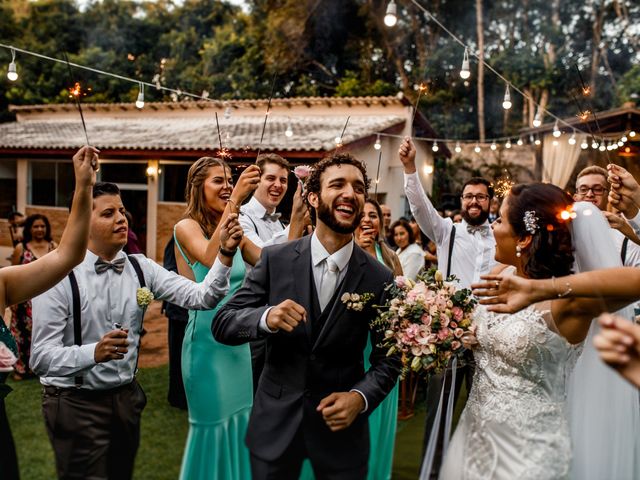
xmin=1 ymin=0 xmax=639 ymax=137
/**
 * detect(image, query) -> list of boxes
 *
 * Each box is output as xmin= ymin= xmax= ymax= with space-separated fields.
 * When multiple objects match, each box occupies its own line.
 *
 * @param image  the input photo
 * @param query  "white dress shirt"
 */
xmin=240 ymin=196 xmax=290 ymax=247
xmin=404 ymin=172 xmax=497 ymax=288
xmin=611 ymin=228 xmax=640 ymax=267
xmin=31 ymin=250 xmax=231 ymax=390
xmin=396 ymin=243 xmax=425 ymax=281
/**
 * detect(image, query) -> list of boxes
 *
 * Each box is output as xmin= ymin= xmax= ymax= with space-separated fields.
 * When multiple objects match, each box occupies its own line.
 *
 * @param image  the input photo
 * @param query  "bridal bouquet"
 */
xmin=372 ymin=268 xmax=478 ymax=376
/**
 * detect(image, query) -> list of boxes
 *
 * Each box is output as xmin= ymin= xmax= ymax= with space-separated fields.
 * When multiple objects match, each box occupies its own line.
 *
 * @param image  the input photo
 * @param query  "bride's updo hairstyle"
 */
xmin=507 ymin=183 xmax=574 ymax=279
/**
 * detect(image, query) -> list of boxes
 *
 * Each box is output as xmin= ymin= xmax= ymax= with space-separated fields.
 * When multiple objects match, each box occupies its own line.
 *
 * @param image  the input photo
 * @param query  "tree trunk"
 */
xmin=476 ymin=0 xmax=485 ymax=141
xmin=590 ymin=0 xmax=606 ymax=96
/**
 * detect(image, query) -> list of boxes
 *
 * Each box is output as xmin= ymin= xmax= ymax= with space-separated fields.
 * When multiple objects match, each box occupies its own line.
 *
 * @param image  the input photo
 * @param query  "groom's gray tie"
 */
xmin=319 ymin=257 xmax=339 ymax=311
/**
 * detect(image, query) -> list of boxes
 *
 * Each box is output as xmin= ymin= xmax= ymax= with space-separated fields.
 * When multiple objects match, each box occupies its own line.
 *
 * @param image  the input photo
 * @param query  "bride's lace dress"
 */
xmin=440 ymin=305 xmax=581 ymax=480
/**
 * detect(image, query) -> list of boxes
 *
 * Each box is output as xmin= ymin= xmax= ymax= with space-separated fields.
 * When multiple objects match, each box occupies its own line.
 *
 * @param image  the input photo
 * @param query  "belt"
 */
xmin=42 ymin=380 xmax=137 ymax=397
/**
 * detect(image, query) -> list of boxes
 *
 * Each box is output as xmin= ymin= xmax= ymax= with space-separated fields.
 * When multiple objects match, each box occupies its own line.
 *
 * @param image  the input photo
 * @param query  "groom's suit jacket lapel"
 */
xmin=312 ymin=245 xmax=366 ymax=350
xmin=291 ymin=236 xmax=367 ymax=351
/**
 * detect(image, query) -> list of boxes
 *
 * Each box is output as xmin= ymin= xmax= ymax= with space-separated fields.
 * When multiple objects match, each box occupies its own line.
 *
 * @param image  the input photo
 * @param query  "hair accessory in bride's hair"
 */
xmin=523 ymin=211 xmax=539 ymax=234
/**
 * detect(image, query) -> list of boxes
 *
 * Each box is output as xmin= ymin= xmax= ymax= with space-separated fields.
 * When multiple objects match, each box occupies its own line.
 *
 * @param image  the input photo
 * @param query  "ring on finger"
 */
xmin=494 ymin=280 xmax=500 ymax=288
xmin=114 ymin=345 xmax=118 ymax=352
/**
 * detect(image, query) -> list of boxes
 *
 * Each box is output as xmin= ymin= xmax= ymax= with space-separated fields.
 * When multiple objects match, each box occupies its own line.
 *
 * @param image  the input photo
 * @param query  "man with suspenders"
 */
xmin=30 ymin=182 xmax=239 ymax=480
xmin=398 ymin=137 xmax=497 ymax=478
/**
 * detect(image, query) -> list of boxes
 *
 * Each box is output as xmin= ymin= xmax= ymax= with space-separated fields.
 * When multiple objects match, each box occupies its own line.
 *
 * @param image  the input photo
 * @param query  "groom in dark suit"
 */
xmin=213 ymin=152 xmax=401 ymax=479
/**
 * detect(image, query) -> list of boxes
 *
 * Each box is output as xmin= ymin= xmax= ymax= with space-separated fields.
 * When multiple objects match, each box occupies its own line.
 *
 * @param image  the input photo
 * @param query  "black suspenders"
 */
xmin=446 ymin=224 xmax=456 ymax=278
xmin=69 ymin=255 xmax=146 ymax=387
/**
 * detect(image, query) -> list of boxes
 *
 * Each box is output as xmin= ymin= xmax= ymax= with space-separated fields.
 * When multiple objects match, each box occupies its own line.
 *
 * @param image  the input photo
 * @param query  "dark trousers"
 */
xmin=0 ymin=398 xmax=19 ymax=480
xmin=422 ymin=362 xmax=474 ymax=479
xmin=250 ymin=339 xmax=266 ymax=395
xmin=250 ymin=428 xmax=367 ymax=480
xmin=167 ymin=316 xmax=187 ymax=409
xmin=42 ymin=380 xmax=147 ymax=480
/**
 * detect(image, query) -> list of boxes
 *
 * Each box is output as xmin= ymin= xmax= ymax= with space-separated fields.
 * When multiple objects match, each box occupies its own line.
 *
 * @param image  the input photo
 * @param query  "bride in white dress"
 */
xmin=439 ymin=184 xmax=639 ymax=480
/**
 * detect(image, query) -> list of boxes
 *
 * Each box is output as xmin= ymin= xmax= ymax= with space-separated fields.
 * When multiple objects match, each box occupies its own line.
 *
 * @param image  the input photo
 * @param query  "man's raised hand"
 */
xmin=266 ymin=299 xmax=307 ymax=332
xmin=398 ymin=136 xmax=417 ymax=174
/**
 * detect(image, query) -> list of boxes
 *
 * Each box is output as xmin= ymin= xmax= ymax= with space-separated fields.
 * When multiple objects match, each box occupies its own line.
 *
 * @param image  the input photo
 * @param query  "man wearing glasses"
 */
xmin=398 ymin=137 xmax=497 ymax=478
xmin=574 ymin=165 xmax=640 ymax=266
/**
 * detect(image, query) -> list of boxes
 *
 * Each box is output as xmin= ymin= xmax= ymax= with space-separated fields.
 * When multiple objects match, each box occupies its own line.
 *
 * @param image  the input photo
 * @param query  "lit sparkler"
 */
xmin=63 ymin=52 xmax=91 ymax=154
xmin=410 ymin=83 xmax=428 ymax=136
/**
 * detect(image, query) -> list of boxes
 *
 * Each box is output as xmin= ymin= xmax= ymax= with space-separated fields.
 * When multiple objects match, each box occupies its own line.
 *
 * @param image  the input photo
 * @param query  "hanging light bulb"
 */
xmin=135 ymin=82 xmax=145 ymax=109
xmin=454 ymin=141 xmax=462 ymax=153
xmin=621 ymin=135 xmax=628 ymax=143
xmin=599 ymin=144 xmax=606 ymax=152
xmin=224 ymin=106 xmax=232 ymax=119
xmin=374 ymin=134 xmax=381 ymax=150
xmin=285 ymin=119 xmax=293 ymax=138
xmin=490 ymin=141 xmax=497 ymax=151
xmin=432 ymin=141 xmax=439 ymax=152
xmin=474 ymin=143 xmax=481 ymax=153
xmin=7 ymin=48 xmax=18 ymax=82
xmin=532 ymin=107 xmax=542 ymax=127
xmin=630 ymin=130 xmax=637 ymax=138
xmin=568 ymin=132 xmax=576 ymax=145
xmin=618 ymin=140 xmax=624 ymax=147
xmin=517 ymin=138 xmax=524 ymax=146
xmin=534 ymin=137 xmax=541 ymax=146
xmin=552 ymin=120 xmax=561 ymax=138
xmin=502 ymin=85 xmax=512 ymax=110
xmin=384 ymin=0 xmax=398 ymax=27
xmin=581 ymin=140 xmax=589 ymax=150
xmin=505 ymin=139 xmax=512 ymax=149
xmin=591 ymin=139 xmax=599 ymax=149
xmin=459 ymin=48 xmax=471 ymax=80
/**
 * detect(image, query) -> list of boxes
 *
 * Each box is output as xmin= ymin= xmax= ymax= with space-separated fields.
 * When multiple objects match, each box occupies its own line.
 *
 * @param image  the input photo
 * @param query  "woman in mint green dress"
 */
xmin=174 ymin=157 xmax=262 ymax=480
xmin=300 ymin=199 xmax=402 ymax=480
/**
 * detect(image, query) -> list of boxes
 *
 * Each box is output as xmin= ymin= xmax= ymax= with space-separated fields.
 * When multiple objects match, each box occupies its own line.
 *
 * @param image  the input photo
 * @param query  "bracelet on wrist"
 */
xmin=551 ymin=276 xmax=573 ymax=298
xmin=219 ymin=246 xmax=237 ymax=258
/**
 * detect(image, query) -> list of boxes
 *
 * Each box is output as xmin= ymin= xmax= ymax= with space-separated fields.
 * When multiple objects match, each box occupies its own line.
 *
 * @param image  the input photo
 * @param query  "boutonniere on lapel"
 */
xmin=341 ymin=292 xmax=374 ymax=311
xmin=136 ymin=287 xmax=154 ymax=308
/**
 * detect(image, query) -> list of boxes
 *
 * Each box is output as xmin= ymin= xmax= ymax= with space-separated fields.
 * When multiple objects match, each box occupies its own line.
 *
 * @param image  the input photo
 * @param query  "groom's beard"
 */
xmin=462 ymin=203 xmax=490 ymax=226
xmin=316 ymin=196 xmax=362 ymax=235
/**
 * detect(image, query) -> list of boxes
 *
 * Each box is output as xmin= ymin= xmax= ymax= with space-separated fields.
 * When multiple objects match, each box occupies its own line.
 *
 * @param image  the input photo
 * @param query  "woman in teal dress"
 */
xmin=300 ymin=199 xmax=403 ymax=480
xmin=174 ymin=157 xmax=262 ymax=480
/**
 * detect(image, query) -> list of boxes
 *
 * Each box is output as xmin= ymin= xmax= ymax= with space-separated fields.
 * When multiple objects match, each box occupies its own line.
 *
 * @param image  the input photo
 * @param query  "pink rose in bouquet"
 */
xmin=293 ymin=165 xmax=311 ymax=181
xmin=371 ymin=267 xmax=478 ymax=376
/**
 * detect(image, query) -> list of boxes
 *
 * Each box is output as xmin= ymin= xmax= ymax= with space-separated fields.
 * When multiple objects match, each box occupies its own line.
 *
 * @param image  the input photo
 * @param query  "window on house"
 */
xmin=159 ymin=163 xmax=190 ymax=202
xmin=30 ymin=161 xmax=74 ymax=207
xmin=0 ymin=160 xmax=17 ymax=218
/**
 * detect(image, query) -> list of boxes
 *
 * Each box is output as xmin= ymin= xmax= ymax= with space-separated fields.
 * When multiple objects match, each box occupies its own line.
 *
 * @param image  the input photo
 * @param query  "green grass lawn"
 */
xmin=7 ymin=365 xmax=429 ymax=479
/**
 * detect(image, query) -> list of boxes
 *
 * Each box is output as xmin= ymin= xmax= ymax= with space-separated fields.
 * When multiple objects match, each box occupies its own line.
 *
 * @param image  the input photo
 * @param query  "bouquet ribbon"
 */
xmin=419 ymin=356 xmax=458 ymax=479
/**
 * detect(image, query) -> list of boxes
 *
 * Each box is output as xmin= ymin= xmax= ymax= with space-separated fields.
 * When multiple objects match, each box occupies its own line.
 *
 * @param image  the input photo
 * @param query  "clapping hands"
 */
xmin=607 ymin=164 xmax=640 ymax=218
xmin=594 ymin=314 xmax=640 ymax=388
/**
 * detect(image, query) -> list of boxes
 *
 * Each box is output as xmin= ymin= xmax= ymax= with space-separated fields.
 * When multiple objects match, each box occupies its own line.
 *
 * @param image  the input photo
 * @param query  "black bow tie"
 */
xmin=263 ymin=212 xmax=282 ymax=222
xmin=467 ymin=225 xmax=490 ymax=235
xmin=95 ymin=257 xmax=126 ymax=274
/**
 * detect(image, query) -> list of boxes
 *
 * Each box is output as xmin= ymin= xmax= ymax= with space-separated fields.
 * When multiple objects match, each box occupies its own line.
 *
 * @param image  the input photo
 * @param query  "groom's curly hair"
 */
xmin=303 ymin=152 xmax=370 ymax=211
xmin=507 ymin=183 xmax=575 ymax=279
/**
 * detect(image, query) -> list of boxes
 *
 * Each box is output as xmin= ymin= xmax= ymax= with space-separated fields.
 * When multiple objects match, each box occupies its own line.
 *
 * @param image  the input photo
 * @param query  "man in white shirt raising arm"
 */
xmin=31 ymin=181 xmax=242 ymax=480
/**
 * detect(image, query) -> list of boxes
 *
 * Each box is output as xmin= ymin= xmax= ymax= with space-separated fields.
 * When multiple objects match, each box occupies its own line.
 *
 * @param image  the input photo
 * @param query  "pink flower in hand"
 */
xmin=0 ymin=343 xmax=17 ymax=372
xmin=294 ymin=165 xmax=311 ymax=180
xmin=395 ymin=276 xmax=408 ymax=289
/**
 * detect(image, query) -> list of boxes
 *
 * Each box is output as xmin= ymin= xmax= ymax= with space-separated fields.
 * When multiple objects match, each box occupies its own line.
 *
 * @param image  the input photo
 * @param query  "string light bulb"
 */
xmin=532 ymin=107 xmax=542 ymax=128
xmin=432 ymin=141 xmax=439 ymax=152
xmin=285 ymin=119 xmax=293 ymax=138
xmin=618 ymin=140 xmax=624 ymax=147
xmin=384 ymin=0 xmax=398 ymax=27
xmin=621 ymin=135 xmax=628 ymax=143
xmin=552 ymin=120 xmax=561 ymax=138
xmin=502 ymin=85 xmax=512 ymax=110
xmin=474 ymin=143 xmax=481 ymax=153
xmin=517 ymin=138 xmax=524 ymax=146
xmin=534 ymin=137 xmax=541 ymax=146
xmin=630 ymin=131 xmax=636 ymax=138
xmin=568 ymin=132 xmax=576 ymax=145
xmin=599 ymin=144 xmax=606 ymax=152
xmin=580 ymin=140 xmax=588 ymax=150
xmin=505 ymin=139 xmax=512 ymax=149
xmin=490 ymin=141 xmax=497 ymax=151
xmin=460 ymin=48 xmax=471 ymax=80
xmin=454 ymin=141 xmax=461 ymax=153
xmin=135 ymin=82 xmax=144 ymax=109
xmin=591 ymin=140 xmax=598 ymax=149
xmin=374 ymin=134 xmax=381 ymax=150
xmin=7 ymin=48 xmax=18 ymax=81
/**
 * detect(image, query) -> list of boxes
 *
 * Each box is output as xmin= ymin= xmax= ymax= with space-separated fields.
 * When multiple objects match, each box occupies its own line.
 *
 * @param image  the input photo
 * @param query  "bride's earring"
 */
xmin=516 ymin=245 xmax=522 ymax=258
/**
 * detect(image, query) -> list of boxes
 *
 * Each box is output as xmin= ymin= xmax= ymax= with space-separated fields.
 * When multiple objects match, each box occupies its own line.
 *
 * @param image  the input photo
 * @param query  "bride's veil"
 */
xmin=568 ymin=201 xmax=640 ymax=479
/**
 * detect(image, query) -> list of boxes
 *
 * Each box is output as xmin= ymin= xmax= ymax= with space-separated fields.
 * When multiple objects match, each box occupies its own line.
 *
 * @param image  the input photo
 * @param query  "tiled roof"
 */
xmin=0 ymin=115 xmax=404 ymax=152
